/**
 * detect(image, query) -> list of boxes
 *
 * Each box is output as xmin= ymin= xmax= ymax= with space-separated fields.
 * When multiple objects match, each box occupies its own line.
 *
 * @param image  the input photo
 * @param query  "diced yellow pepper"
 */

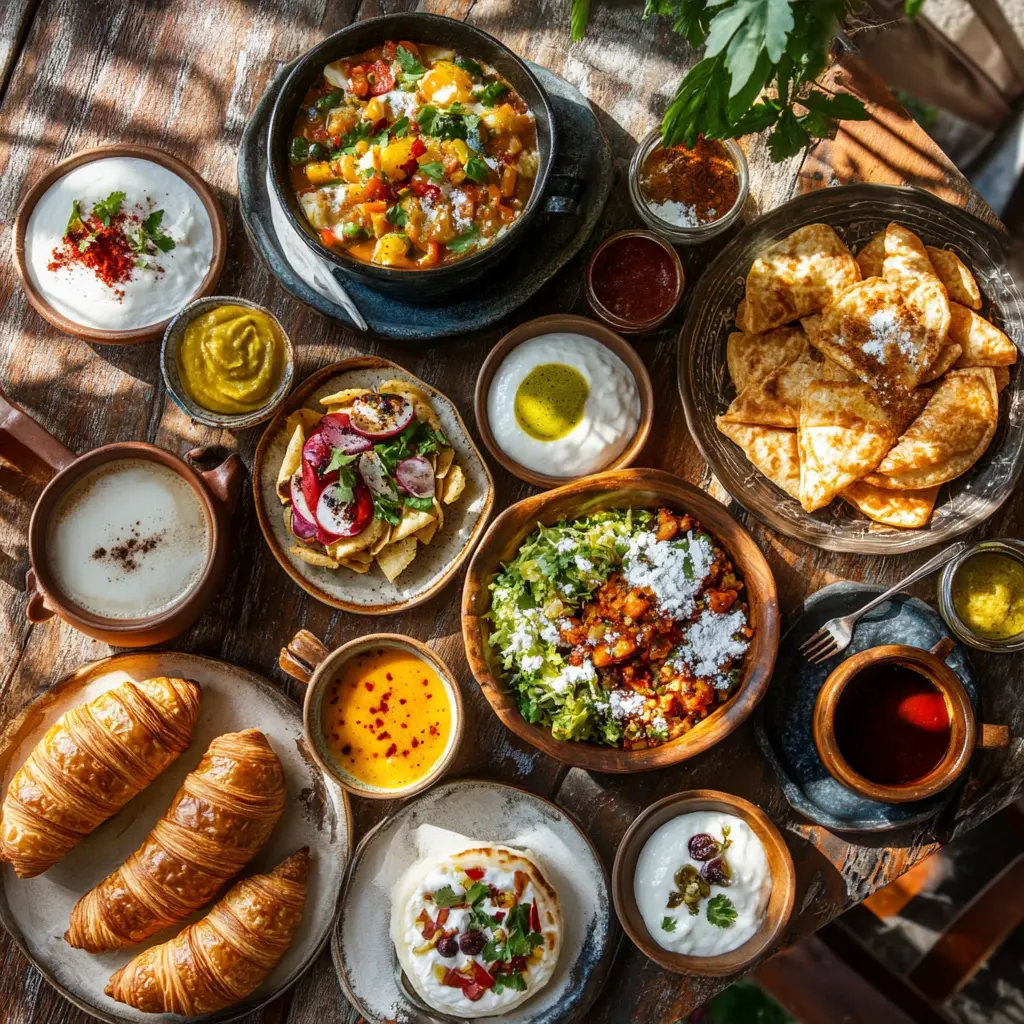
xmin=370 ymin=211 xmax=390 ymax=238
xmin=305 ymin=161 xmax=339 ymax=185
xmin=364 ymin=96 xmax=387 ymax=123
xmin=380 ymin=136 xmax=419 ymax=181
xmin=372 ymin=233 xmax=410 ymax=266
xmin=450 ymin=139 xmax=470 ymax=165
xmin=417 ymin=142 xmax=443 ymax=166
xmin=355 ymin=139 xmax=370 ymax=155
xmin=449 ymin=166 xmax=467 ymax=186
xmin=336 ymin=154 xmax=360 ymax=183
xmin=500 ymin=165 xmax=517 ymax=198
xmin=326 ymin=107 xmax=358 ymax=137
xmin=481 ymin=103 xmax=525 ymax=134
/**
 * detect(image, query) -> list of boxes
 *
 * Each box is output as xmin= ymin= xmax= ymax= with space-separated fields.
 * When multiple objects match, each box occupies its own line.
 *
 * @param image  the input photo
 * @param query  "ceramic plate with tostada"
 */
xmin=679 ymin=184 xmax=1024 ymax=554
xmin=254 ymin=357 xmax=494 ymax=614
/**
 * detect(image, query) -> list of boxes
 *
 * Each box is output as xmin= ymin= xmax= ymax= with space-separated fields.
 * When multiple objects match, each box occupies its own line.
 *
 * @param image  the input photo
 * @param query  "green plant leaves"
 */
xmin=705 ymin=0 xmax=794 ymax=97
xmin=570 ymin=0 xmax=591 ymax=42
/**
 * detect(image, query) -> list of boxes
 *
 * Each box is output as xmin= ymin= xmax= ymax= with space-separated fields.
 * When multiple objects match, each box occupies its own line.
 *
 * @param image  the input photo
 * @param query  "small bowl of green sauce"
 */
xmin=938 ymin=539 xmax=1024 ymax=652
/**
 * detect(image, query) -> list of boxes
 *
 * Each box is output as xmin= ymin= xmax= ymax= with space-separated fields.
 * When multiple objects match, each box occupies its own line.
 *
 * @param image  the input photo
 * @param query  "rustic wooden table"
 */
xmin=1 ymin=2 xmax=1021 ymax=1023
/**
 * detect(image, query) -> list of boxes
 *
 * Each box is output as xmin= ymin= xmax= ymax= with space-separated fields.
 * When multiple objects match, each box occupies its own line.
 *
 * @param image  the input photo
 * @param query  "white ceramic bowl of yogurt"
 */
xmin=474 ymin=314 xmax=653 ymax=489
xmin=612 ymin=790 xmax=796 ymax=975
xmin=14 ymin=145 xmax=226 ymax=343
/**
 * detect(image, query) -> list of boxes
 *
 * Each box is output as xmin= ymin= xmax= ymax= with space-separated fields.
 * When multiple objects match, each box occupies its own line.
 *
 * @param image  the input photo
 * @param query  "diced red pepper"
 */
xmin=319 ymin=228 xmax=337 ymax=248
xmin=494 ymin=910 xmax=505 ymax=923
xmin=530 ymin=901 xmax=541 ymax=933
xmin=464 ymin=867 xmax=486 ymax=881
xmin=410 ymin=136 xmax=427 ymax=159
xmin=310 ymin=126 xmax=328 ymax=143
xmin=398 ymin=158 xmax=419 ymax=180
xmin=366 ymin=59 xmax=395 ymax=96
xmin=410 ymin=179 xmax=442 ymax=204
xmin=436 ymin=908 xmax=449 ymax=927
xmin=382 ymin=40 xmax=397 ymax=62
xmin=442 ymin=969 xmax=471 ymax=990
xmin=348 ymin=65 xmax=369 ymax=98
xmin=470 ymin=961 xmax=495 ymax=989
xmin=463 ymin=983 xmax=485 ymax=1002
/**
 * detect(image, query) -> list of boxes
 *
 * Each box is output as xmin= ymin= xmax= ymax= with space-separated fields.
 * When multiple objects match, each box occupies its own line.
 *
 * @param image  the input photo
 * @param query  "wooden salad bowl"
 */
xmin=612 ymin=790 xmax=796 ymax=975
xmin=461 ymin=468 xmax=780 ymax=773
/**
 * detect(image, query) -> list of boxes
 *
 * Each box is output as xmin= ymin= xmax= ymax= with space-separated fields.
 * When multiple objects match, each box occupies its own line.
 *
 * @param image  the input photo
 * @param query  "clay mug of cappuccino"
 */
xmin=0 ymin=388 xmax=243 ymax=647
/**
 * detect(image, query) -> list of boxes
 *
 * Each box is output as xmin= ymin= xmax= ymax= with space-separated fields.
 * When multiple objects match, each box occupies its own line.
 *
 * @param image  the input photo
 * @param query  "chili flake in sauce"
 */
xmin=589 ymin=234 xmax=680 ymax=327
xmin=640 ymin=137 xmax=739 ymax=227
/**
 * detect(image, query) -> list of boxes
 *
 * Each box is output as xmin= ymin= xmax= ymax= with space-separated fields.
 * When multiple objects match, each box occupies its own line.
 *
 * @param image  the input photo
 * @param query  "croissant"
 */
xmin=65 ymin=728 xmax=285 ymax=953
xmin=0 ymin=677 xmax=201 ymax=878
xmin=105 ymin=847 xmax=309 ymax=1015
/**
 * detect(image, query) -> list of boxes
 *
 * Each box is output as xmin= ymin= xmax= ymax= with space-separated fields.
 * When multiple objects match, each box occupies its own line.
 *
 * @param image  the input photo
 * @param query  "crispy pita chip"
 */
xmin=856 ymin=230 xmax=885 ymax=279
xmin=379 ymin=378 xmax=443 ymax=431
xmin=433 ymin=495 xmax=445 ymax=531
xmin=842 ymin=481 xmax=940 ymax=528
xmin=370 ymin=525 xmax=392 ymax=555
xmin=415 ymin=520 xmax=438 ymax=545
xmin=797 ymin=381 xmax=896 ymax=512
xmin=328 ymin=517 xmax=388 ymax=559
xmin=948 ymin=303 xmax=1017 ymax=367
xmin=715 ymin=418 xmax=801 ymax=500
xmin=339 ymin=556 xmax=372 ymax=573
xmin=922 ymin=343 xmax=963 ymax=383
xmin=290 ymin=545 xmax=340 ymax=568
xmin=719 ymin=352 xmax=822 ymax=428
xmin=870 ymin=367 xmax=999 ymax=489
xmin=376 ymin=536 xmax=418 ymax=582
xmin=286 ymin=408 xmax=321 ymax=438
xmin=320 ymin=387 xmax=370 ymax=409
xmin=994 ymin=365 xmax=1011 ymax=392
xmin=882 ymin=223 xmax=949 ymax=375
xmin=442 ymin=464 xmax=466 ymax=504
xmin=391 ymin=507 xmax=436 ymax=543
xmin=277 ymin=424 xmax=305 ymax=501
xmin=926 ymin=246 xmax=982 ymax=310
xmin=735 ymin=298 xmax=749 ymax=332
xmin=743 ymin=223 xmax=860 ymax=333
xmin=726 ymin=326 xmax=808 ymax=394
xmin=435 ymin=445 xmax=455 ymax=479
xmin=813 ymin=277 xmax=934 ymax=394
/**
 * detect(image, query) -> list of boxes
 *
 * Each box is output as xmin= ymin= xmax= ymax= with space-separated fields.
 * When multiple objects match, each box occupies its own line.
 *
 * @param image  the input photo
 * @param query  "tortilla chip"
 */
xmin=856 ymin=230 xmax=885 ymax=279
xmin=433 ymin=496 xmax=445 ymax=531
xmin=328 ymin=517 xmax=387 ymax=559
xmin=726 ymin=326 xmax=808 ymax=394
xmin=921 ymin=343 xmax=963 ymax=383
xmin=926 ymin=246 xmax=982 ymax=310
xmin=869 ymin=367 xmax=999 ymax=489
xmin=842 ymin=481 xmax=939 ymax=528
xmin=369 ymin=525 xmax=393 ymax=554
xmin=813 ymin=277 xmax=935 ymax=394
xmin=391 ymin=508 xmax=436 ymax=543
xmin=277 ymin=424 xmax=305 ymax=501
xmin=797 ymin=381 xmax=896 ymax=511
xmin=719 ymin=352 xmax=822 ymax=428
xmin=743 ymin=223 xmax=860 ymax=333
xmin=339 ymin=556 xmax=372 ymax=573
xmin=320 ymin=387 xmax=370 ymax=409
xmin=415 ymin=520 xmax=438 ymax=545
xmin=376 ymin=536 xmax=418 ymax=582
xmin=289 ymin=545 xmax=340 ymax=569
xmin=715 ymin=418 xmax=801 ymax=500
xmin=995 ymin=365 xmax=1011 ymax=392
xmin=948 ymin=303 xmax=1017 ymax=367
xmin=286 ymin=408 xmax=321 ymax=438
xmin=442 ymin=464 xmax=466 ymax=504
xmin=435 ymin=445 xmax=455 ymax=479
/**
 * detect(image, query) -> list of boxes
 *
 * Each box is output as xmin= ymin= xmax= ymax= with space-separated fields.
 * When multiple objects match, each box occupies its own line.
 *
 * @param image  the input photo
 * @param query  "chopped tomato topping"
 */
xmin=470 ymin=961 xmax=495 ymax=989
xmin=310 ymin=126 xmax=328 ymax=143
xmin=530 ymin=900 xmax=541 ymax=933
xmin=442 ymin=968 xmax=484 ymax=1000
xmin=382 ymin=40 xmax=397 ymax=62
xmin=464 ymin=867 xmax=486 ymax=881
xmin=436 ymin=907 xmax=449 ymax=926
xmin=365 ymin=59 xmax=395 ymax=96
xmin=410 ymin=179 xmax=442 ymax=204
xmin=319 ymin=228 xmax=337 ymax=247
xmin=348 ymin=66 xmax=369 ymax=98
xmin=409 ymin=137 xmax=427 ymax=159
xmin=463 ymin=983 xmax=485 ymax=1002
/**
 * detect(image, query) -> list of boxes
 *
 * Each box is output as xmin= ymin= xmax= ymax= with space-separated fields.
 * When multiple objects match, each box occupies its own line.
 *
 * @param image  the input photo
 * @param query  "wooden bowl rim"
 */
xmin=12 ymin=144 xmax=227 ymax=344
xmin=300 ymin=632 xmax=465 ymax=801
xmin=812 ymin=643 xmax=974 ymax=803
xmin=460 ymin=467 xmax=780 ymax=772
xmin=611 ymin=789 xmax=796 ymax=976
xmin=472 ymin=313 xmax=654 ymax=490
xmin=253 ymin=356 xmax=495 ymax=615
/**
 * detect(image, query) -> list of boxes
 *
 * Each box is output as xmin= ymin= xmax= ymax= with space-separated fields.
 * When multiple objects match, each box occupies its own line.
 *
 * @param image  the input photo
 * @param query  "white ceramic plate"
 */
xmin=253 ymin=357 xmax=495 ymax=615
xmin=333 ymin=779 xmax=617 ymax=1024
xmin=0 ymin=651 xmax=352 ymax=1024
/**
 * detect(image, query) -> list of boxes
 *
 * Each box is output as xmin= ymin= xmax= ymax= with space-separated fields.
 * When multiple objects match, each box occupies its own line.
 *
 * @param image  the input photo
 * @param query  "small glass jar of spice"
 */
xmin=628 ymin=129 xmax=748 ymax=243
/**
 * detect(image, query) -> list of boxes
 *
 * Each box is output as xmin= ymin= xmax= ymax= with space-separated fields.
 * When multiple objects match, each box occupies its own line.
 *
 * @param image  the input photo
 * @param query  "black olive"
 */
xmin=459 ymin=930 xmax=486 ymax=956
xmin=688 ymin=833 xmax=719 ymax=862
xmin=436 ymin=935 xmax=459 ymax=958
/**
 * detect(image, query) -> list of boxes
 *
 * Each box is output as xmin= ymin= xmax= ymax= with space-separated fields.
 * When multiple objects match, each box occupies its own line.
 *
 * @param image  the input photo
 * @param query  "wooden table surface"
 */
xmin=1 ymin=2 xmax=1022 ymax=1023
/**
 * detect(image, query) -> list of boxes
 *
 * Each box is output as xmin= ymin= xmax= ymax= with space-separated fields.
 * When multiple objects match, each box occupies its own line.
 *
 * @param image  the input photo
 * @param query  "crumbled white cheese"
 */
xmin=551 ymin=658 xmax=597 ymax=694
xmin=380 ymin=89 xmax=420 ymax=119
xmin=623 ymin=531 xmax=714 ymax=619
xmin=609 ymin=688 xmax=647 ymax=720
xmin=502 ymin=607 xmax=558 ymax=658
xmin=575 ymin=555 xmax=594 ymax=573
xmin=450 ymin=189 xmax=472 ymax=232
xmin=861 ymin=309 xmax=917 ymax=365
xmin=647 ymin=199 xmax=710 ymax=227
xmin=556 ymin=537 xmax=576 ymax=554
xmin=650 ymin=715 xmax=668 ymax=737
xmin=521 ymin=654 xmax=544 ymax=673
xmin=561 ymin=583 xmax=574 ymax=596
xmin=671 ymin=608 xmax=750 ymax=689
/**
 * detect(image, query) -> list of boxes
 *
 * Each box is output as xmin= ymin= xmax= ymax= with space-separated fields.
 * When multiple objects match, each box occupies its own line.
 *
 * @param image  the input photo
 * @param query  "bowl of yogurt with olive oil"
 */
xmin=476 ymin=315 xmax=653 ymax=489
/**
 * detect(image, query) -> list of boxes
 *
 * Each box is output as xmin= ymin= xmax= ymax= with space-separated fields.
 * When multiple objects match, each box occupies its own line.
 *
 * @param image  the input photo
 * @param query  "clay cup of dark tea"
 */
xmin=813 ymin=640 xmax=1010 ymax=803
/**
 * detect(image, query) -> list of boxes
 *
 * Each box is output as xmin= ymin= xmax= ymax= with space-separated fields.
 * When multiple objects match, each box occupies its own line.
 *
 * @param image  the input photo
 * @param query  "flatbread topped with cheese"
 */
xmin=716 ymin=419 xmax=801 ymax=499
xmin=742 ymin=223 xmax=861 ymax=333
xmin=390 ymin=843 xmax=562 ymax=1018
xmin=726 ymin=326 xmax=808 ymax=395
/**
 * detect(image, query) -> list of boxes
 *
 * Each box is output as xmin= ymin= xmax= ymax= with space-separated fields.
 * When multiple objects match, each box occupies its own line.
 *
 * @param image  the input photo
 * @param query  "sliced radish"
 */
xmin=290 ymin=472 xmax=316 ymax=524
xmin=357 ymin=451 xmax=397 ymax=498
xmin=291 ymin=505 xmax=318 ymax=541
xmin=303 ymin=431 xmax=334 ymax=472
xmin=301 ymin=458 xmax=322 ymax=512
xmin=395 ymin=455 xmax=435 ymax=498
xmin=349 ymin=392 xmax=414 ymax=440
xmin=320 ymin=412 xmax=372 ymax=454
xmin=316 ymin=483 xmax=372 ymax=539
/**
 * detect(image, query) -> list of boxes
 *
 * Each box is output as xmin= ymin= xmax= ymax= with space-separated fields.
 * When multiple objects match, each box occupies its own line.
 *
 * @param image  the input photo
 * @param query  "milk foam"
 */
xmin=46 ymin=459 xmax=210 ymax=619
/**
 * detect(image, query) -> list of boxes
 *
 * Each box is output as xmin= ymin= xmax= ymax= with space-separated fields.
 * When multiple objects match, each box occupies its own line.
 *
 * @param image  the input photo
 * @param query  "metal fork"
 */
xmin=799 ymin=540 xmax=971 ymax=663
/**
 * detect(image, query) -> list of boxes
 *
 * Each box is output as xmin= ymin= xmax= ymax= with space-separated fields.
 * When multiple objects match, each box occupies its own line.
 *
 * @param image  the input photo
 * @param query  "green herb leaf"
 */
xmin=326 ymin=449 xmax=360 ymax=474
xmin=464 ymin=153 xmax=488 ymax=183
xmin=337 ymin=120 xmax=373 ymax=155
xmin=77 ymin=232 xmax=98 ymax=252
xmin=446 ymin=225 xmax=480 ymax=254
xmin=706 ymin=894 xmax=738 ymax=928
xmin=417 ymin=104 xmax=440 ymax=135
xmin=661 ymin=916 xmax=677 ymax=932
xmin=372 ymin=491 xmax=403 ymax=526
xmin=464 ymin=881 xmax=490 ymax=905
xmin=455 ymin=55 xmax=483 ymax=77
xmin=417 ymin=104 xmax=469 ymax=141
xmin=570 ymin=0 xmax=591 ymax=42
xmin=492 ymin=971 xmax=527 ymax=994
xmin=92 ymin=191 xmax=126 ymax=227
xmin=65 ymin=199 xmax=87 ymax=236
xmin=415 ymin=427 xmax=451 ymax=455
xmin=391 ymin=115 xmax=410 ymax=137
xmin=142 ymin=209 xmax=176 ymax=253
xmin=470 ymin=904 xmax=501 ymax=930
xmin=479 ymin=80 xmax=509 ymax=107
xmin=905 ymin=0 xmax=926 ymax=14
xmin=768 ymin=106 xmax=811 ymax=160
xmin=289 ymin=136 xmax=311 ymax=164
xmin=418 ymin=161 xmax=445 ymax=182
xmin=316 ymin=89 xmax=344 ymax=110
xmin=386 ymin=203 xmax=408 ymax=228
xmin=405 ymin=495 xmax=435 ymax=512
xmin=801 ymin=89 xmax=871 ymax=123
xmin=395 ymin=45 xmax=425 ymax=77
xmin=482 ymin=938 xmax=507 ymax=962
xmin=431 ymin=885 xmax=465 ymax=908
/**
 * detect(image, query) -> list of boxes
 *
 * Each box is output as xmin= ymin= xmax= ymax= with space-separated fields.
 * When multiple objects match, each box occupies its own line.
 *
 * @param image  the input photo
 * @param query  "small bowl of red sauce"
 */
xmin=812 ymin=639 xmax=1009 ymax=804
xmin=629 ymin=130 xmax=747 ymax=244
xmin=586 ymin=229 xmax=684 ymax=334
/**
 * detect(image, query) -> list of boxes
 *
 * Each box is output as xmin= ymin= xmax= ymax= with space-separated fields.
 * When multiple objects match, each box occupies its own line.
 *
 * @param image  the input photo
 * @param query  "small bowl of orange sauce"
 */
xmin=287 ymin=631 xmax=464 ymax=800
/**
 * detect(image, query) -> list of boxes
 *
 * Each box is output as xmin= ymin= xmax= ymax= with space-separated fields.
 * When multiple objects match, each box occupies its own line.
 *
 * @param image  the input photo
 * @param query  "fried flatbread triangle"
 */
xmin=726 ymin=325 xmax=808 ymax=394
xmin=797 ymin=380 xmax=895 ymax=511
xmin=948 ymin=302 xmax=1018 ymax=367
xmin=715 ymin=418 xmax=801 ymax=500
xmin=856 ymin=230 xmax=885 ymax=280
xmin=926 ymin=246 xmax=982 ymax=310
xmin=842 ymin=481 xmax=940 ymax=528
xmin=719 ymin=352 xmax=822 ymax=428
xmin=921 ymin=343 xmax=962 ymax=382
xmin=743 ymin=223 xmax=860 ymax=333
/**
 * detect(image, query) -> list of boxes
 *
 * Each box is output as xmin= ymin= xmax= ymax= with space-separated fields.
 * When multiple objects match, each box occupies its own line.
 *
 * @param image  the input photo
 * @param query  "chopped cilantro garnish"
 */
xmin=455 ymin=55 xmax=483 ymax=77
xmin=492 ymin=972 xmax=527 ymax=994
xmin=479 ymin=80 xmax=509 ymax=107
xmin=92 ymin=190 xmax=126 ymax=227
xmin=386 ymin=203 xmax=407 ymax=228
xmin=390 ymin=115 xmax=410 ymax=137
xmin=464 ymin=880 xmax=490 ymax=905
xmin=446 ymin=225 xmax=480 ymax=254
xmin=417 ymin=104 xmax=468 ymax=141
xmin=431 ymin=885 xmax=464 ymax=908
xmin=418 ymin=161 xmax=445 ymax=182
xmin=464 ymin=153 xmax=488 ymax=183
xmin=706 ymin=894 xmax=737 ymax=928
xmin=661 ymin=916 xmax=677 ymax=932
xmin=395 ymin=45 xmax=425 ymax=78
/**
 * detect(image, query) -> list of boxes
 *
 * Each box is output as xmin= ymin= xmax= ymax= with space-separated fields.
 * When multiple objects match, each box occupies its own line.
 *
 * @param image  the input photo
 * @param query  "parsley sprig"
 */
xmin=706 ymin=893 xmax=738 ymax=928
xmin=130 ymin=208 xmax=176 ymax=267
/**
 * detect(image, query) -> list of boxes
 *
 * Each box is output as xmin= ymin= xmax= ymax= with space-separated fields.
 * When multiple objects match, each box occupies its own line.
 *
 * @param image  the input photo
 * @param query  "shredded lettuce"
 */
xmin=486 ymin=510 xmax=651 ymax=745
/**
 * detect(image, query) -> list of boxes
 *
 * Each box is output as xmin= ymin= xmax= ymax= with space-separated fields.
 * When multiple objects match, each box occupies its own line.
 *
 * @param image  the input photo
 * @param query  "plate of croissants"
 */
xmin=0 ymin=651 xmax=352 ymax=1023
